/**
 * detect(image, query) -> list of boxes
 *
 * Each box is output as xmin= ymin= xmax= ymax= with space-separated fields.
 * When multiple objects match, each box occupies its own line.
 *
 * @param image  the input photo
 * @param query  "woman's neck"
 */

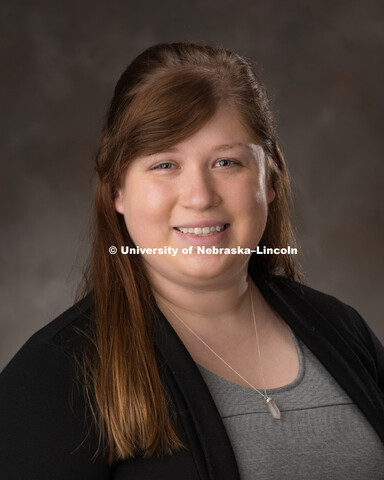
xmin=150 ymin=268 xmax=260 ymax=333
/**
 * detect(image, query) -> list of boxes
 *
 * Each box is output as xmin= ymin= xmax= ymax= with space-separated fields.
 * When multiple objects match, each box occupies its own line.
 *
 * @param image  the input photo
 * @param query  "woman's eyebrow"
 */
xmin=211 ymin=142 xmax=251 ymax=152
xmin=160 ymin=142 xmax=251 ymax=154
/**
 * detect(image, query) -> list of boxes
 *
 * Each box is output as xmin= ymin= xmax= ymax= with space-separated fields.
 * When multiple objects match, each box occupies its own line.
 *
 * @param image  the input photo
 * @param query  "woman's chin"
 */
xmin=142 ymin=249 xmax=248 ymax=288
xmin=172 ymin=254 xmax=242 ymax=284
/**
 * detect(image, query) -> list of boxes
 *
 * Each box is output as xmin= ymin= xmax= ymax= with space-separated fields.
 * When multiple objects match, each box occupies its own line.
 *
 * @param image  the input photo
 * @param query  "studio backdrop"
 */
xmin=1 ymin=0 xmax=383 ymax=370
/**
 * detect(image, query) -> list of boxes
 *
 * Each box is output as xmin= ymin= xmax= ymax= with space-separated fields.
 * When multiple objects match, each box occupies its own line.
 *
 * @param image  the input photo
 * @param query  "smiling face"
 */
xmin=114 ymin=104 xmax=275 ymax=290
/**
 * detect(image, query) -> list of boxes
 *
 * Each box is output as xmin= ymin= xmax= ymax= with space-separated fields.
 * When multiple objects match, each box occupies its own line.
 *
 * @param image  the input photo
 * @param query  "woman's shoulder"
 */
xmin=268 ymin=274 xmax=383 ymax=374
xmin=2 ymin=293 xmax=94 ymax=379
xmin=0 ymin=291 xmax=95 ymax=407
xmin=21 ymin=292 xmax=94 ymax=354
xmin=0 ymin=293 xmax=110 ymax=478
xmin=269 ymin=274 xmax=367 ymax=330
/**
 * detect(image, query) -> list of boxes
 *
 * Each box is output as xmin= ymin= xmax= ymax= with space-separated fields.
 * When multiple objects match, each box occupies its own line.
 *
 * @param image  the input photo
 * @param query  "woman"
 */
xmin=1 ymin=42 xmax=383 ymax=479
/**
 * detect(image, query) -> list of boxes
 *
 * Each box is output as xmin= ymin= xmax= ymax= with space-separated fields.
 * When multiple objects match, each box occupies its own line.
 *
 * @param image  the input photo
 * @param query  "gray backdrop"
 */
xmin=1 ymin=0 xmax=383 ymax=370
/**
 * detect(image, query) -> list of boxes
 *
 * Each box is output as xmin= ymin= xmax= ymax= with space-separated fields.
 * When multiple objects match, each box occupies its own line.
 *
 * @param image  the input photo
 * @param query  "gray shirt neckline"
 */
xmin=196 ymin=324 xmax=305 ymax=396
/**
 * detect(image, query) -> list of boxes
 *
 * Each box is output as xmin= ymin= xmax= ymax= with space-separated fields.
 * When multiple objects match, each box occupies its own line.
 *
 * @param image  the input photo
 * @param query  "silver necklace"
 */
xmin=160 ymin=284 xmax=281 ymax=419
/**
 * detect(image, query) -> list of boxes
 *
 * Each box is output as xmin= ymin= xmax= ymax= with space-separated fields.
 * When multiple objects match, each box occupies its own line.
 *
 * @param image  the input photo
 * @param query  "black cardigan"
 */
xmin=1 ymin=264 xmax=384 ymax=479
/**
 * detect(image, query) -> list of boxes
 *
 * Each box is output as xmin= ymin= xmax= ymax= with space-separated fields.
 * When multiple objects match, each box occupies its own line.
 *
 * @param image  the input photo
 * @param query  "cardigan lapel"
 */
xmin=248 ymin=262 xmax=384 ymax=444
xmin=152 ymin=306 xmax=241 ymax=480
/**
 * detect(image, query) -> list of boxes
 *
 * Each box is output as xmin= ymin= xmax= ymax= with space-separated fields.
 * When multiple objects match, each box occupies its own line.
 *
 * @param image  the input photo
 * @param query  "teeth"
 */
xmin=177 ymin=225 xmax=227 ymax=236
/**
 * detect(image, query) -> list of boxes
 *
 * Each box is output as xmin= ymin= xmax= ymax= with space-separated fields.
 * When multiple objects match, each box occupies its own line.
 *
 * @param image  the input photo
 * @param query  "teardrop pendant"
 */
xmin=265 ymin=397 xmax=281 ymax=419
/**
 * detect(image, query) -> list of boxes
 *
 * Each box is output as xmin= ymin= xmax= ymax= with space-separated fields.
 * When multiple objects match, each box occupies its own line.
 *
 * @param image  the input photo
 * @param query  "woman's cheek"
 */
xmin=144 ymin=179 xmax=175 ymax=213
xmin=127 ymin=179 xmax=166 ymax=218
xmin=229 ymin=179 xmax=267 ymax=212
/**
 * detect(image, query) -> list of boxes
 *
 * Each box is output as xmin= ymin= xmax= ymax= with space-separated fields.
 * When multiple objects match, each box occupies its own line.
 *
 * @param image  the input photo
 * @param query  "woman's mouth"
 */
xmin=175 ymin=224 xmax=229 ymax=237
xmin=173 ymin=223 xmax=230 ymax=245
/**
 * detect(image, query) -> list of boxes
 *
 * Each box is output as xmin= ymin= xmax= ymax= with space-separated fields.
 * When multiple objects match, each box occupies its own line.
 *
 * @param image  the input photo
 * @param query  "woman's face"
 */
xmin=115 ymin=104 xmax=275 ymax=289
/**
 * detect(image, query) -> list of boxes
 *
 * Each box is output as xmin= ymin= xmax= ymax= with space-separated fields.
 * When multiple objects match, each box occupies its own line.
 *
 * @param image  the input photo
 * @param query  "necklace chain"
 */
xmin=159 ymin=280 xmax=281 ymax=419
xmin=160 ymin=282 xmax=268 ymax=400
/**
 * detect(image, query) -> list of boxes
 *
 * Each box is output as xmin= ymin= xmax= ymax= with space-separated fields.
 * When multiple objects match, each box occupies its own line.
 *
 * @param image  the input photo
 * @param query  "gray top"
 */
xmin=196 ymin=325 xmax=384 ymax=479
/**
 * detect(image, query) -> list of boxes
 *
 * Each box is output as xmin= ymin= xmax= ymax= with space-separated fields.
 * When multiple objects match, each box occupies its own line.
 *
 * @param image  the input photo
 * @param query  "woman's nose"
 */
xmin=178 ymin=166 xmax=221 ymax=210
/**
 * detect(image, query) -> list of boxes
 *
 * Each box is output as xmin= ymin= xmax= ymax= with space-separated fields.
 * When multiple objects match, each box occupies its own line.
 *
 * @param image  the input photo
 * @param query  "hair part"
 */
xmin=76 ymin=41 xmax=302 ymax=464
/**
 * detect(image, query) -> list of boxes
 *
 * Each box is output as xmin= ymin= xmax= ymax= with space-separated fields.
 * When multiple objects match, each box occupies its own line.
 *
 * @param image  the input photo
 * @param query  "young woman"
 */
xmin=1 ymin=42 xmax=383 ymax=479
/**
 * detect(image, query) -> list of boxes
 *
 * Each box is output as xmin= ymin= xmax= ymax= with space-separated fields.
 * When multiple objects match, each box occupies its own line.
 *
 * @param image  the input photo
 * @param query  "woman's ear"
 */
xmin=267 ymin=184 xmax=276 ymax=204
xmin=264 ymin=154 xmax=276 ymax=204
xmin=114 ymin=189 xmax=125 ymax=214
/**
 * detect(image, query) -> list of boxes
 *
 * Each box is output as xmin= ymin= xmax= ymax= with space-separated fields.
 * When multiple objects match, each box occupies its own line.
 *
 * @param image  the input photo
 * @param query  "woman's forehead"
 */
xmin=144 ymin=106 xmax=264 ymax=157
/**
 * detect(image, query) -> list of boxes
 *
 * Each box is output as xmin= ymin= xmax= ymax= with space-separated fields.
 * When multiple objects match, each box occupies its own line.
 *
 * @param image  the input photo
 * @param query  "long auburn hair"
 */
xmin=76 ymin=42 xmax=301 ymax=464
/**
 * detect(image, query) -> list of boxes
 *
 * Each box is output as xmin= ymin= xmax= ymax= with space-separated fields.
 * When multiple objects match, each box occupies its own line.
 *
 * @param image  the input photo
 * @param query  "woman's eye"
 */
xmin=215 ymin=158 xmax=238 ymax=167
xmin=153 ymin=162 xmax=176 ymax=170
